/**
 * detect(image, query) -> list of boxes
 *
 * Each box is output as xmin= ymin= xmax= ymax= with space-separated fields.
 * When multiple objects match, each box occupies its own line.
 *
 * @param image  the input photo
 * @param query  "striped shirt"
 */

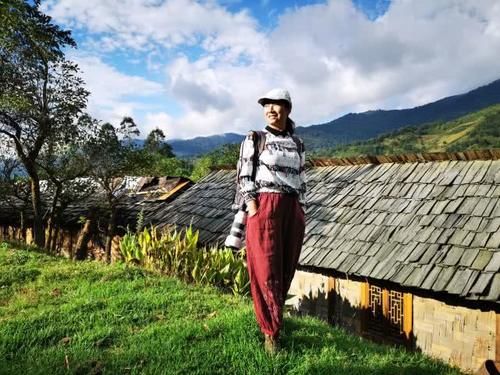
xmin=238 ymin=126 xmax=306 ymax=206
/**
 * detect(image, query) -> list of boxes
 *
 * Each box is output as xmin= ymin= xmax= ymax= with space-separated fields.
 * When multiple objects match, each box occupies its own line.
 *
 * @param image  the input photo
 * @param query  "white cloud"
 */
xmin=72 ymin=54 xmax=164 ymax=126
xmin=44 ymin=0 xmax=500 ymax=140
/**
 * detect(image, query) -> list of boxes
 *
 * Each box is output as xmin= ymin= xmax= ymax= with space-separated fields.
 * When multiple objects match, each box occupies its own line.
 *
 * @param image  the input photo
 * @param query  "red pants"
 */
xmin=245 ymin=192 xmax=305 ymax=339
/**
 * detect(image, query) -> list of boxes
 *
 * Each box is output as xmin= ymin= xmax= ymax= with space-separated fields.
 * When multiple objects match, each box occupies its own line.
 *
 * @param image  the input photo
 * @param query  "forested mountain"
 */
xmin=165 ymin=78 xmax=500 ymax=156
xmin=296 ymin=78 xmax=500 ymax=150
xmin=167 ymin=133 xmax=244 ymax=157
xmin=312 ymin=104 xmax=500 ymax=158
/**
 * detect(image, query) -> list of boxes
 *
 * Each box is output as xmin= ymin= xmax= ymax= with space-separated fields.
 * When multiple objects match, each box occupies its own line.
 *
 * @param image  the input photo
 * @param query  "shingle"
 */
xmin=420 ymin=266 xmax=442 ymax=289
xmin=391 ymin=264 xmax=416 ymax=284
xmin=431 ymin=266 xmax=456 ymax=292
xmin=446 ymin=269 xmax=475 ymax=295
xmin=415 ymin=200 xmax=437 ymax=215
xmin=418 ymin=244 xmax=441 ymax=264
xmin=418 ymin=214 xmax=434 ymax=227
xmin=318 ymin=249 xmax=342 ymax=268
xmin=330 ymin=251 xmax=349 ymax=269
xmin=464 ymin=184 xmax=479 ymax=197
xmin=404 ymin=264 xmax=434 ymax=288
xmin=357 ymin=257 xmax=379 ymax=276
xmin=483 ymin=162 xmax=499 ymax=183
xmin=460 ymin=270 xmax=481 ymax=296
xmin=435 ymin=228 xmax=455 ymax=244
xmin=472 ymin=198 xmax=496 ymax=217
xmin=374 ymin=259 xmax=399 ymax=280
xmin=484 ymin=218 xmax=500 ymax=233
xmin=471 ymin=232 xmax=491 ymax=248
xmin=485 ymin=251 xmax=500 ymax=272
xmin=453 ymin=161 xmax=475 ymax=185
xmin=441 ymin=214 xmax=461 ymax=228
xmin=443 ymin=197 xmax=464 ymax=214
xmin=463 ymin=216 xmax=485 ymax=232
xmin=349 ymin=256 xmax=369 ymax=275
xmin=455 ymin=197 xmax=478 ymax=215
xmin=476 ymin=184 xmax=494 ymax=196
xmin=482 ymin=273 xmax=500 ymax=301
xmin=309 ymin=248 xmax=330 ymax=266
xmin=302 ymin=247 xmax=321 ymax=264
xmin=485 ymin=231 xmax=500 ymax=249
xmin=471 ymin=250 xmax=494 ymax=270
xmin=437 ymin=168 xmax=460 ymax=185
xmin=459 ymin=248 xmax=480 ymax=267
xmin=337 ymin=254 xmax=359 ymax=273
xmin=448 ymin=229 xmax=470 ymax=246
xmin=469 ymin=272 xmax=495 ymax=295
xmin=406 ymin=242 xmax=429 ymax=263
xmin=442 ymin=246 xmax=465 ymax=266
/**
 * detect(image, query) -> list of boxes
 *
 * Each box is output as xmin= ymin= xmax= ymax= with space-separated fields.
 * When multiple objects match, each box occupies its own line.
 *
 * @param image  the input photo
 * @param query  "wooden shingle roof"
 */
xmin=145 ymin=170 xmax=236 ymax=245
xmin=301 ymin=158 xmax=500 ymax=304
xmin=156 ymin=150 xmax=499 ymax=305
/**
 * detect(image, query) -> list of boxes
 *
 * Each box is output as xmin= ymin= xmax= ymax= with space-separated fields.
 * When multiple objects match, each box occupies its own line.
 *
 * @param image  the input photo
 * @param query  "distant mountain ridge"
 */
xmin=163 ymin=78 xmax=500 ymax=156
xmin=296 ymin=78 xmax=500 ymax=149
xmin=168 ymin=133 xmax=244 ymax=158
xmin=313 ymin=103 xmax=500 ymax=158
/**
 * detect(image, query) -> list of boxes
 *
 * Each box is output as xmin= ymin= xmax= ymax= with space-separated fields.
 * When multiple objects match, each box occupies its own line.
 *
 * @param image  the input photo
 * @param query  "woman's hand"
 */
xmin=247 ymin=200 xmax=258 ymax=217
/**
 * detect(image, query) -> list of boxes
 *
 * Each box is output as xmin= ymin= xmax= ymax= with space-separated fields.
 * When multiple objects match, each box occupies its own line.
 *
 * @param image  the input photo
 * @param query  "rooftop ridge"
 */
xmin=210 ymin=148 xmax=500 ymax=171
xmin=309 ymin=148 xmax=500 ymax=167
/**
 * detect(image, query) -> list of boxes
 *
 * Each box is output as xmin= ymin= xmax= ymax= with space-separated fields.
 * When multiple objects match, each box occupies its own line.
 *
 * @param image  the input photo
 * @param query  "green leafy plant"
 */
xmin=118 ymin=225 xmax=249 ymax=295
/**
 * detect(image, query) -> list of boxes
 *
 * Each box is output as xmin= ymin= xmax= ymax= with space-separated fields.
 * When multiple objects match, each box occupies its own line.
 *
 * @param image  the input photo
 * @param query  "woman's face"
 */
xmin=263 ymin=100 xmax=290 ymax=129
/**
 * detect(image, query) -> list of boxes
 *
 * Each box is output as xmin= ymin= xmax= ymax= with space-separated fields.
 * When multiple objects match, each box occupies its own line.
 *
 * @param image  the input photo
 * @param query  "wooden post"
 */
xmin=403 ymin=293 xmax=413 ymax=346
xmin=360 ymin=281 xmax=369 ymax=333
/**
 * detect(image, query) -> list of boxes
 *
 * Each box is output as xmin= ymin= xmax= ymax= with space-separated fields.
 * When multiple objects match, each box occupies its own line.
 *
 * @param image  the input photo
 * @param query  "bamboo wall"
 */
xmin=413 ymin=295 xmax=497 ymax=372
xmin=289 ymin=269 xmax=498 ymax=373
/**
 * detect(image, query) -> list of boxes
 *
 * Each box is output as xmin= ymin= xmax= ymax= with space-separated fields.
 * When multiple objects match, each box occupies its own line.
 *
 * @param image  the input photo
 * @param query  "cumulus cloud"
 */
xmin=71 ymin=54 xmax=164 ymax=125
xmin=44 ymin=0 xmax=500 ymax=139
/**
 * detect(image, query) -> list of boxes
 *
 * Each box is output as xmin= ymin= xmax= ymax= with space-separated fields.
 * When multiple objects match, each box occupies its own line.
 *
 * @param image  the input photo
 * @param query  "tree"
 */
xmin=37 ymin=114 xmax=98 ymax=251
xmin=0 ymin=150 xmax=31 ymax=239
xmin=190 ymin=143 xmax=239 ymax=181
xmin=119 ymin=116 xmax=140 ymax=145
xmin=0 ymin=0 xmax=89 ymax=247
xmin=144 ymin=127 xmax=174 ymax=158
xmin=85 ymin=122 xmax=135 ymax=262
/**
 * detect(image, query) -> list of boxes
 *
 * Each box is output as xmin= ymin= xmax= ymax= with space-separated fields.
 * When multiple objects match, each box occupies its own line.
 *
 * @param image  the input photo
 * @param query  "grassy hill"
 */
xmin=312 ymin=104 xmax=500 ymax=158
xmin=0 ymin=243 xmax=463 ymax=374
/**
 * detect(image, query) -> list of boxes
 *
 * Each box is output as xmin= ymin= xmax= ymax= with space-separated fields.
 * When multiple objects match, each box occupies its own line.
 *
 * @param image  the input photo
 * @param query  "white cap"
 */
xmin=257 ymin=88 xmax=292 ymax=109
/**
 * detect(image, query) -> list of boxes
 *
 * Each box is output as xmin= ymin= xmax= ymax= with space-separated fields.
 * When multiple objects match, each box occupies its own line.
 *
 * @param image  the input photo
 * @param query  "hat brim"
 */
xmin=257 ymin=98 xmax=291 ymax=108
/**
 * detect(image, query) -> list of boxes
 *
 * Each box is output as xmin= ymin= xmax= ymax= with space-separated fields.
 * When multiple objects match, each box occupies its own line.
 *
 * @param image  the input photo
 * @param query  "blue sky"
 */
xmin=41 ymin=0 xmax=500 ymax=140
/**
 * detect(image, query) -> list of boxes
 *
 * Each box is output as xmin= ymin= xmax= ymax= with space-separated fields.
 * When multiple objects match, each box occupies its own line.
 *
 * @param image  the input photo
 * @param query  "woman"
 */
xmin=238 ymin=88 xmax=306 ymax=354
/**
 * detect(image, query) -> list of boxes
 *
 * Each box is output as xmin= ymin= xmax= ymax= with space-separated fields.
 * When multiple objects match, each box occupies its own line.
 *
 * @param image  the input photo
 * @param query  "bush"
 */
xmin=119 ymin=226 xmax=250 ymax=296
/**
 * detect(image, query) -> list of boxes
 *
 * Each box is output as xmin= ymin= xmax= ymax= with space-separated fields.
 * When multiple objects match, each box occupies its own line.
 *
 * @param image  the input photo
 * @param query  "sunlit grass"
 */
xmin=0 ymin=242 xmax=464 ymax=374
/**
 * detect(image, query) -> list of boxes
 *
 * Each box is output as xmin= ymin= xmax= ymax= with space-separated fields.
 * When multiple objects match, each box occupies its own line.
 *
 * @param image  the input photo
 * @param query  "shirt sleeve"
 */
xmin=298 ymin=141 xmax=307 ymax=207
xmin=238 ymin=133 xmax=258 ymax=203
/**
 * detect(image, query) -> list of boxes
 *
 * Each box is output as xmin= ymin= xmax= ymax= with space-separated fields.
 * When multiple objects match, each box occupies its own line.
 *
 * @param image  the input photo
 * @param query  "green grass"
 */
xmin=0 ymin=242 xmax=464 ymax=375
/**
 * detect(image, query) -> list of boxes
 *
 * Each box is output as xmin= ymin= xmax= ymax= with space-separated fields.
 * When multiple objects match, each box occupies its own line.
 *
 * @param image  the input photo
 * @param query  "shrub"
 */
xmin=119 ymin=226 xmax=250 ymax=296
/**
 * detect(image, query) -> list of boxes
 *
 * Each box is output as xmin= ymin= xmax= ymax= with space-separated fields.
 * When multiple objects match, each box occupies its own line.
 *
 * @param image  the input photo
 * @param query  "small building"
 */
xmin=152 ymin=149 xmax=499 ymax=373
xmin=0 ymin=176 xmax=193 ymax=259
